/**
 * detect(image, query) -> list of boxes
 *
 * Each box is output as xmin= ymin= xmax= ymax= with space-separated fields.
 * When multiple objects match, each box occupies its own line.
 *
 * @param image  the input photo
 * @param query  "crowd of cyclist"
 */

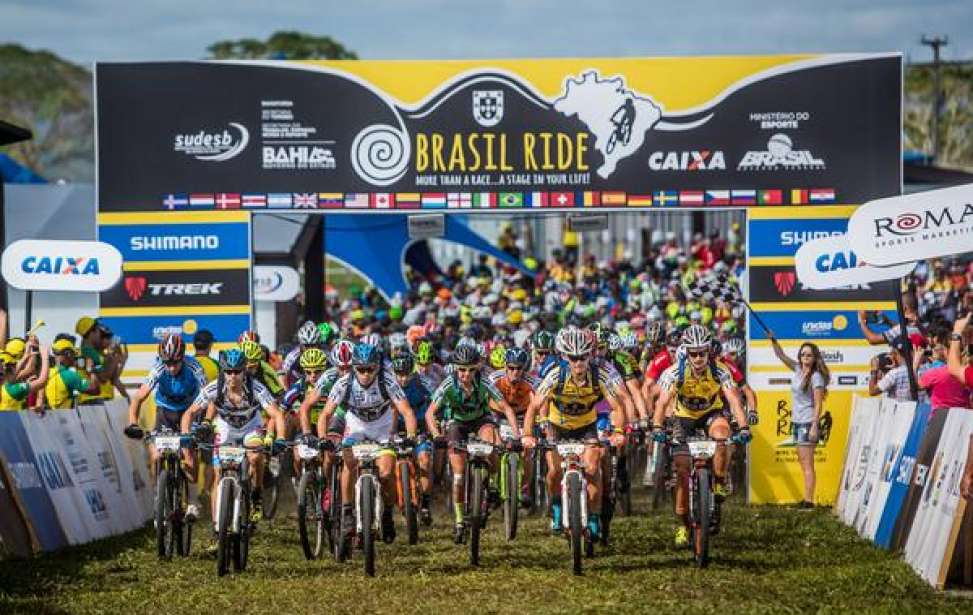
xmin=121 ymin=245 xmax=758 ymax=555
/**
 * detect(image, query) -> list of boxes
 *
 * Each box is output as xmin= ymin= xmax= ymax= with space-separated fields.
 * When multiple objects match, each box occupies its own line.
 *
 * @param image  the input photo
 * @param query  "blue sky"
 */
xmin=2 ymin=0 xmax=971 ymax=64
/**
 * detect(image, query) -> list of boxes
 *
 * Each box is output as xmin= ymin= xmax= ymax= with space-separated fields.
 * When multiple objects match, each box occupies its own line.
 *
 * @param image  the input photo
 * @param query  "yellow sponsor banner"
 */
xmin=749 ymin=388 xmax=863 ymax=505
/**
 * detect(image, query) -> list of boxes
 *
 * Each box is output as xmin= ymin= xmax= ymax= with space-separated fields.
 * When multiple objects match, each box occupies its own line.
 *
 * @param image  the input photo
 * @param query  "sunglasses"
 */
xmin=456 ymin=366 xmax=477 ymax=374
xmin=224 ymin=369 xmax=243 ymax=376
xmin=164 ymin=359 xmax=181 ymax=367
xmin=687 ymin=350 xmax=707 ymax=358
xmin=305 ymin=369 xmax=322 ymax=378
xmin=506 ymin=365 xmax=524 ymax=372
xmin=355 ymin=366 xmax=378 ymax=375
xmin=567 ymin=355 xmax=588 ymax=363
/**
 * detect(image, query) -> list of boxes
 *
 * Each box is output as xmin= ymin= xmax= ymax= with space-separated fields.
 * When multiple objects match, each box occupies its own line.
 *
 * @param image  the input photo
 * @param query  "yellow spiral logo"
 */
xmin=832 ymin=315 xmax=848 ymax=331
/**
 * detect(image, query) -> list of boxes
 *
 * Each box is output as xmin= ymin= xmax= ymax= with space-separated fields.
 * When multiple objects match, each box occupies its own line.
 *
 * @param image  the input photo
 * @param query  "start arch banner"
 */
xmin=95 ymin=54 xmax=900 ymax=213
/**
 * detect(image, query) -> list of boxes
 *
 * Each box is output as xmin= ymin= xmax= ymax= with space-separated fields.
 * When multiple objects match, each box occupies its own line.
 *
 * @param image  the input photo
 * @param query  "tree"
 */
xmin=206 ymin=31 xmax=358 ymax=60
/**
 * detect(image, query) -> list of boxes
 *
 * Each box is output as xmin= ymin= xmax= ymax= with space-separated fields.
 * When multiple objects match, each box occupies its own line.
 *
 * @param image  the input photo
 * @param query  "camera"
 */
xmin=876 ymin=352 xmax=893 ymax=372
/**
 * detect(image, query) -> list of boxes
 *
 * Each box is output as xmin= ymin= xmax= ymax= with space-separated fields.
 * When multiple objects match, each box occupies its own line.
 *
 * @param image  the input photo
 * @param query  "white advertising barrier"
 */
xmin=1 ymin=239 xmax=123 ymax=292
xmin=103 ymin=400 xmax=154 ymax=517
xmin=846 ymin=183 xmax=973 ymax=267
xmin=903 ymin=409 xmax=973 ymax=589
xmin=856 ymin=399 xmax=916 ymax=539
xmin=794 ymin=234 xmax=916 ymax=290
xmin=835 ymin=395 xmax=879 ymax=518
xmin=839 ymin=396 xmax=882 ymax=525
xmin=253 ymin=265 xmax=300 ymax=302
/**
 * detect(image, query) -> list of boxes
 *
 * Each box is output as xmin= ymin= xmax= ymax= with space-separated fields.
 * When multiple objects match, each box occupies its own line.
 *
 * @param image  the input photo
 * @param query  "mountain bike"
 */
xmin=393 ymin=437 xmax=420 ymax=546
xmin=530 ymin=433 xmax=548 ymax=515
xmin=600 ymin=436 xmax=619 ymax=547
xmin=458 ymin=438 xmax=494 ymax=566
xmin=682 ymin=431 xmax=725 ymax=568
xmin=148 ymin=428 xmax=193 ymax=560
xmin=293 ymin=437 xmax=328 ymax=560
xmin=327 ymin=447 xmax=344 ymax=562
xmin=498 ymin=422 xmax=522 ymax=540
xmin=544 ymin=439 xmax=594 ymax=575
xmin=346 ymin=439 xmax=387 ymax=577
xmin=262 ymin=447 xmax=282 ymax=520
xmin=203 ymin=440 xmax=264 ymax=576
xmin=650 ymin=424 xmax=673 ymax=511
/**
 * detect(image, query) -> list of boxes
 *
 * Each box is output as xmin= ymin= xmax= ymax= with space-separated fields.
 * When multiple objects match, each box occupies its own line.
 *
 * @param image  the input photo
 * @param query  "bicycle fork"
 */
xmin=560 ymin=468 xmax=588 ymax=530
xmin=215 ymin=475 xmax=243 ymax=534
xmin=355 ymin=473 xmax=383 ymax=533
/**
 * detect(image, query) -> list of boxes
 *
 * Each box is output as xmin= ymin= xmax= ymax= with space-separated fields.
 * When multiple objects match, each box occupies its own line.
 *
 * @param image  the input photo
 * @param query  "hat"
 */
xmin=75 ymin=316 xmax=97 ymax=336
xmin=4 ymin=338 xmax=26 ymax=359
xmin=52 ymin=339 xmax=77 ymax=354
xmin=0 ymin=351 xmax=15 ymax=366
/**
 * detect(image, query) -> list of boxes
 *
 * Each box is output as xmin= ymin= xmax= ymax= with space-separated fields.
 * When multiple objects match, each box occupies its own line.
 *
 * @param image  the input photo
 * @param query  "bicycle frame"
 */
xmin=351 ymin=441 xmax=384 ymax=534
xmin=556 ymin=441 xmax=589 ymax=530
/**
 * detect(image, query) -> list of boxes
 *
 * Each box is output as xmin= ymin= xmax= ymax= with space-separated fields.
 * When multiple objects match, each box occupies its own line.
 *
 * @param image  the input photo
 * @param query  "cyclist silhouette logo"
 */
xmin=607 ymin=98 xmax=635 ymax=154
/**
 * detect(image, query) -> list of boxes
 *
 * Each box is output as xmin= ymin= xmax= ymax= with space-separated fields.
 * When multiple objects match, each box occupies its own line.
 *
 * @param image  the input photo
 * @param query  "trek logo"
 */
xmin=779 ymin=230 xmax=843 ymax=246
xmin=21 ymin=256 xmax=100 ymax=275
xmin=773 ymin=271 xmax=796 ymax=296
xmin=647 ymin=150 xmax=725 ymax=171
xmin=872 ymin=203 xmax=973 ymax=237
xmin=130 ymin=235 xmax=219 ymax=251
xmin=124 ymin=276 xmax=148 ymax=301
xmin=124 ymin=276 xmax=223 ymax=301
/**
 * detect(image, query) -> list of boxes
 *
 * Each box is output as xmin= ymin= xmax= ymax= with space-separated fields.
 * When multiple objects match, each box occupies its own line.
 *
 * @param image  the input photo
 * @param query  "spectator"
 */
xmin=948 ymin=313 xmax=973 ymax=391
xmin=869 ymin=338 xmax=913 ymax=402
xmin=0 ymin=340 xmax=49 ymax=412
xmin=75 ymin=316 xmax=116 ymax=403
xmin=43 ymin=338 xmax=98 ymax=409
xmin=192 ymin=329 xmax=219 ymax=382
xmin=768 ymin=334 xmax=830 ymax=508
xmin=858 ymin=294 xmax=923 ymax=347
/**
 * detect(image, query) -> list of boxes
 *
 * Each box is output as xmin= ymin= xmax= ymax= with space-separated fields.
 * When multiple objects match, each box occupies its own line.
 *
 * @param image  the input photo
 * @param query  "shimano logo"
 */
xmin=21 ymin=256 xmax=100 ymax=275
xmin=780 ymin=230 xmax=843 ymax=246
xmin=174 ymin=123 xmax=249 ymax=161
xmin=737 ymin=134 xmax=825 ymax=171
xmin=130 ymin=235 xmax=219 ymax=251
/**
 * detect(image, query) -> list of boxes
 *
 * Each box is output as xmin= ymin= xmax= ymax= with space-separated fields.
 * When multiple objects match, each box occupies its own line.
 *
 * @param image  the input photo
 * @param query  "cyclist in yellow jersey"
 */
xmin=652 ymin=325 xmax=749 ymax=548
xmin=523 ymin=327 xmax=627 ymax=538
xmin=44 ymin=339 xmax=99 ymax=409
xmin=0 ymin=346 xmax=48 ymax=411
xmin=193 ymin=329 xmax=220 ymax=383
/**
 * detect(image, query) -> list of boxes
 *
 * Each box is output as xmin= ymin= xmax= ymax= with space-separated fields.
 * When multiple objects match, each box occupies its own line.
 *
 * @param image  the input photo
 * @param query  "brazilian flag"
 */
xmin=498 ymin=192 xmax=524 ymax=208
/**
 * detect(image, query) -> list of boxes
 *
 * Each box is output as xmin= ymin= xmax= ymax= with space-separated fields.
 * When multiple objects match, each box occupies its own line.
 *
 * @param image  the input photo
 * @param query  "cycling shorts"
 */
xmin=447 ymin=415 xmax=497 ymax=449
xmin=671 ymin=410 xmax=727 ymax=457
xmin=213 ymin=414 xmax=264 ymax=465
xmin=546 ymin=421 xmax=600 ymax=445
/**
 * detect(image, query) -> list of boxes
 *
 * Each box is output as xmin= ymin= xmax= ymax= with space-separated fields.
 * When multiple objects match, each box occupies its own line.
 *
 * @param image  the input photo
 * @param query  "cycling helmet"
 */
xmin=361 ymin=332 xmax=383 ymax=349
xmin=450 ymin=345 xmax=481 ymax=366
xmin=300 ymin=348 xmax=327 ymax=371
xmin=415 ymin=340 xmax=434 ymax=365
xmin=723 ymin=337 xmax=746 ymax=356
xmin=238 ymin=330 xmax=259 ymax=344
xmin=297 ymin=320 xmax=319 ymax=345
xmin=158 ymin=333 xmax=185 ymax=362
xmin=504 ymin=347 xmax=530 ymax=369
xmin=646 ymin=321 xmax=663 ymax=346
xmin=555 ymin=327 xmax=595 ymax=357
xmin=241 ymin=340 xmax=263 ymax=363
xmin=219 ymin=348 xmax=246 ymax=371
xmin=710 ymin=338 xmax=723 ymax=357
xmin=317 ymin=322 xmax=334 ymax=344
xmin=620 ymin=332 xmax=639 ymax=352
xmin=389 ymin=332 xmax=409 ymax=354
xmin=330 ymin=339 xmax=355 ymax=368
xmin=681 ymin=324 xmax=711 ymax=351
xmin=392 ymin=353 xmax=415 ymax=374
xmin=352 ymin=343 xmax=381 ymax=367
xmin=532 ymin=330 xmax=555 ymax=351
xmin=607 ymin=332 xmax=623 ymax=352
xmin=489 ymin=344 xmax=506 ymax=369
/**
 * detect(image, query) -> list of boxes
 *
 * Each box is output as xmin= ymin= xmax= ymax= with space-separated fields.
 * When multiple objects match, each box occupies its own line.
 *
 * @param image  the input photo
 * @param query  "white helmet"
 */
xmin=555 ymin=326 xmax=595 ymax=357
xmin=297 ymin=320 xmax=319 ymax=345
xmin=681 ymin=324 xmax=711 ymax=351
xmin=723 ymin=337 xmax=746 ymax=356
xmin=389 ymin=332 xmax=408 ymax=353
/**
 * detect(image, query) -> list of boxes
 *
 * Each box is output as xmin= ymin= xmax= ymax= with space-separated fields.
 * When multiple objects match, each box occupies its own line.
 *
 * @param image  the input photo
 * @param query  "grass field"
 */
xmin=1 ymin=491 xmax=970 ymax=615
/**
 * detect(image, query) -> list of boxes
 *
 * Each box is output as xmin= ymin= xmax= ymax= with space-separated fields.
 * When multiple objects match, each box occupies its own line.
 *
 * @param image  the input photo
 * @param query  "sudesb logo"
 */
xmin=21 ymin=256 xmax=101 ymax=275
xmin=873 ymin=203 xmax=973 ymax=237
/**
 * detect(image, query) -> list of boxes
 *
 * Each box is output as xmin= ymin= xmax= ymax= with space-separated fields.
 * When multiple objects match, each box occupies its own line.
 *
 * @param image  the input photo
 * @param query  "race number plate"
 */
xmin=297 ymin=444 xmax=318 ymax=460
xmin=219 ymin=446 xmax=245 ymax=464
xmin=352 ymin=443 xmax=381 ymax=461
xmin=557 ymin=443 xmax=586 ymax=457
xmin=466 ymin=442 xmax=493 ymax=457
xmin=687 ymin=440 xmax=717 ymax=458
xmin=499 ymin=424 xmax=516 ymax=440
xmin=154 ymin=435 xmax=181 ymax=452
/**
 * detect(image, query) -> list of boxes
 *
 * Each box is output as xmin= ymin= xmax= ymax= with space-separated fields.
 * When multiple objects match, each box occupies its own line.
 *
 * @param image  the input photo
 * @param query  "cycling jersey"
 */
xmin=400 ymin=374 xmax=432 ymax=426
xmin=658 ymin=359 xmax=734 ymax=419
xmin=609 ymin=349 xmax=640 ymax=381
xmin=0 ymin=381 xmax=28 ymax=410
xmin=536 ymin=360 xmax=621 ymax=430
xmin=718 ymin=358 xmax=745 ymax=386
xmin=487 ymin=371 xmax=538 ymax=416
xmin=251 ymin=360 xmax=284 ymax=398
xmin=645 ymin=349 xmax=674 ymax=382
xmin=78 ymin=343 xmax=112 ymax=402
xmin=283 ymin=375 xmax=328 ymax=425
xmin=327 ymin=370 xmax=405 ymax=422
xmin=417 ymin=363 xmax=446 ymax=390
xmin=430 ymin=373 xmax=502 ymax=423
xmin=281 ymin=346 xmax=305 ymax=386
xmin=195 ymin=355 xmax=219 ymax=382
xmin=194 ymin=377 xmax=276 ymax=427
xmin=143 ymin=357 xmax=207 ymax=413
xmin=45 ymin=365 xmax=91 ymax=409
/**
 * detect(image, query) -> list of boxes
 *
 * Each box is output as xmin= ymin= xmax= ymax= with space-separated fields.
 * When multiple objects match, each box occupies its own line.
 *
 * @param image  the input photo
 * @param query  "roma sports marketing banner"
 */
xmin=747 ymin=206 xmax=900 ymax=505
xmin=95 ymin=55 xmax=900 ymax=213
xmin=97 ymin=211 xmax=251 ymax=382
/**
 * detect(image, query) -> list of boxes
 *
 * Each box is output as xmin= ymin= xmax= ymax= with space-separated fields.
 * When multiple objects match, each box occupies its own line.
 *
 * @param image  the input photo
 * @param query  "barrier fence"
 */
xmin=0 ymin=400 xmax=152 ymax=557
xmin=836 ymin=396 xmax=973 ymax=589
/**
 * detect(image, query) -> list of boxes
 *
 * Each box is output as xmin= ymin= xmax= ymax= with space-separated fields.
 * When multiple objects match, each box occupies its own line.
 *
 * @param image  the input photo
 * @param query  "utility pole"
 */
xmin=921 ymin=35 xmax=948 ymax=161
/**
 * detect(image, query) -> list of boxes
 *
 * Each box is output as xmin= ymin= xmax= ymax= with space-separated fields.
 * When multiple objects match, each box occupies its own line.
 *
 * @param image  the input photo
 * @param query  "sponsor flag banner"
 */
xmin=215 ymin=193 xmax=241 ymax=210
xmin=847 ymin=182 xmax=973 ymax=266
xmin=890 ymin=410 xmax=947 ymax=551
xmin=858 ymin=399 xmax=917 ymax=541
xmin=499 ymin=192 xmax=524 ymax=208
xmin=705 ymin=190 xmax=730 ymax=205
xmin=626 ymin=194 xmax=652 ymax=207
xmin=679 ymin=190 xmax=704 ymax=206
xmin=96 ymin=56 xmax=899 ymax=213
xmin=162 ymin=193 xmax=189 ymax=210
xmin=757 ymin=189 xmax=783 ymax=205
xmin=794 ymin=233 xmax=917 ymax=290
xmin=370 ymin=192 xmax=393 ymax=208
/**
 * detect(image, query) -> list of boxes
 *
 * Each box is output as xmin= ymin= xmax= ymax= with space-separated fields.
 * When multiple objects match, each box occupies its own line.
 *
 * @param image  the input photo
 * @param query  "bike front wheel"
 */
xmin=216 ymin=480 xmax=234 ymax=577
xmin=297 ymin=470 xmax=323 ymax=560
xmin=468 ymin=466 xmax=483 ymax=566
xmin=567 ymin=471 xmax=584 ymax=575
xmin=503 ymin=453 xmax=519 ymax=541
xmin=263 ymin=457 xmax=280 ymax=520
xmin=399 ymin=462 xmax=419 ymax=546
xmin=361 ymin=477 xmax=377 ymax=577
xmin=693 ymin=468 xmax=712 ymax=568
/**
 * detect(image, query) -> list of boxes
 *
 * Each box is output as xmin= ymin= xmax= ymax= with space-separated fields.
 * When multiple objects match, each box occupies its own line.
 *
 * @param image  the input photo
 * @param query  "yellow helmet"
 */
xmin=240 ymin=340 xmax=263 ymax=363
xmin=0 ymin=351 xmax=15 ymax=366
xmin=507 ymin=309 xmax=523 ymax=326
xmin=511 ymin=288 xmax=527 ymax=301
xmin=489 ymin=344 xmax=506 ymax=369
xmin=75 ymin=316 xmax=97 ymax=336
xmin=52 ymin=339 xmax=77 ymax=355
xmin=300 ymin=347 xmax=327 ymax=371
xmin=4 ymin=338 xmax=26 ymax=359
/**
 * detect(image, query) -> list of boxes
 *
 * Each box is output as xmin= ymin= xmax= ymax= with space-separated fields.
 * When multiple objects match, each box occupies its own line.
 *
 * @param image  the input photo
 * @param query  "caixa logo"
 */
xmin=174 ymin=122 xmax=249 ymax=161
xmin=1 ymin=240 xmax=122 ymax=292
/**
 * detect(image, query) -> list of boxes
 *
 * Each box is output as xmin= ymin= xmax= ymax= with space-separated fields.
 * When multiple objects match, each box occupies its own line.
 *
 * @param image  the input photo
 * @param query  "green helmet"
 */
xmin=317 ymin=322 xmax=334 ymax=344
xmin=416 ymin=340 xmax=434 ymax=365
xmin=532 ymin=330 xmax=555 ymax=351
xmin=389 ymin=304 xmax=404 ymax=321
xmin=240 ymin=340 xmax=263 ymax=363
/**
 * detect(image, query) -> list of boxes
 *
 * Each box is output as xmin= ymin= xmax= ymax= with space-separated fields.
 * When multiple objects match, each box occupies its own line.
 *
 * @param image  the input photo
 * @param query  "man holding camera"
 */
xmin=868 ymin=338 xmax=913 ymax=402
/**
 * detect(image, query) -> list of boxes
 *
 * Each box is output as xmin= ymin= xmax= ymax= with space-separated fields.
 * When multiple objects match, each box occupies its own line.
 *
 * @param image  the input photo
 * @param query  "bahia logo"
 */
xmin=174 ymin=123 xmax=249 ymax=161
xmin=1 ymin=240 xmax=122 ymax=292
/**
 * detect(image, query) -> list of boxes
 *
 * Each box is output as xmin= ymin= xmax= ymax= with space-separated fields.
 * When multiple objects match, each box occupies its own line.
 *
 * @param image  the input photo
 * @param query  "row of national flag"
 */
xmin=163 ymin=188 xmax=836 ymax=210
